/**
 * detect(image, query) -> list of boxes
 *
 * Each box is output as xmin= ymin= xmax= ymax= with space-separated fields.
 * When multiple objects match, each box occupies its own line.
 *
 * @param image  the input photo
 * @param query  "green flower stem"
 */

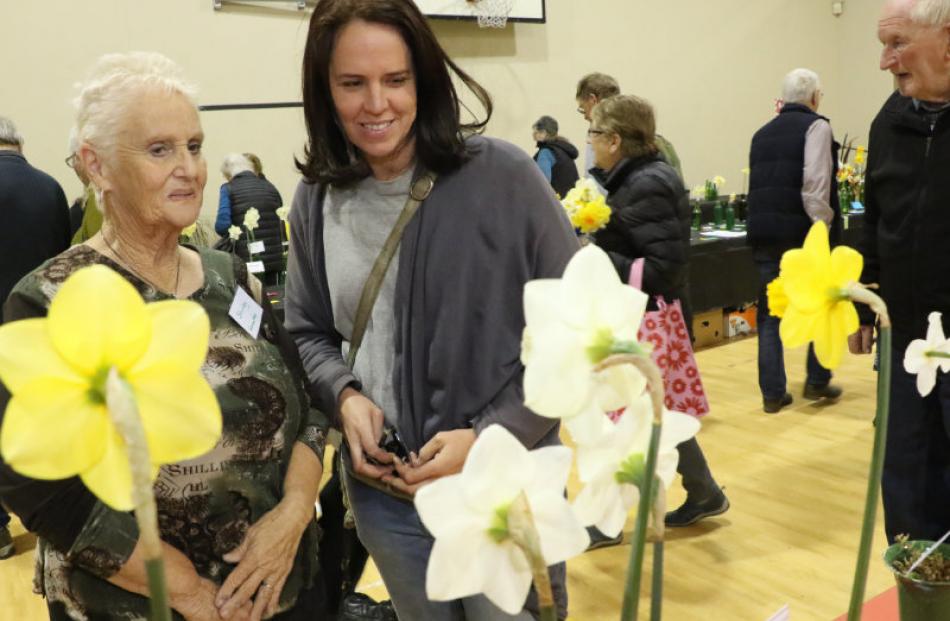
xmin=106 ymin=369 xmax=172 ymax=621
xmin=650 ymin=540 xmax=664 ymax=621
xmin=594 ymin=353 xmax=666 ymax=621
xmin=507 ymin=492 xmax=557 ymax=621
xmin=847 ymin=326 xmax=891 ymax=620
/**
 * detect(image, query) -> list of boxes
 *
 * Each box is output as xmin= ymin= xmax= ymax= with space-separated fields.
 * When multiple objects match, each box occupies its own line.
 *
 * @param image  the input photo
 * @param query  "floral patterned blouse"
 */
xmin=0 ymin=245 xmax=328 ymax=620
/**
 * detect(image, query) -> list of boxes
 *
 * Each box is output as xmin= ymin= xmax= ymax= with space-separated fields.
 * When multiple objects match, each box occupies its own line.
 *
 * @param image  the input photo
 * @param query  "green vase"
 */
xmin=884 ymin=541 xmax=950 ymax=621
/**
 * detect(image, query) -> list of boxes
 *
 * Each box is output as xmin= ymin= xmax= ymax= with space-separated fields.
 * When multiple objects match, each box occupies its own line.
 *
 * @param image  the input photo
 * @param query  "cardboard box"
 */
xmin=692 ymin=309 xmax=724 ymax=349
xmin=725 ymin=305 xmax=757 ymax=337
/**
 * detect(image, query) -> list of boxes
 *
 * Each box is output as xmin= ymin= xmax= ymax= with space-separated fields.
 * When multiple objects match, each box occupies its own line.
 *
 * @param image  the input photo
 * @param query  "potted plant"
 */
xmin=884 ymin=536 xmax=950 ymax=620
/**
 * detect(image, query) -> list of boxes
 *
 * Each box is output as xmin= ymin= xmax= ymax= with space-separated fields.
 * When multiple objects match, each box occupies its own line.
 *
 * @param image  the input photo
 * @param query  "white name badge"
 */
xmin=246 ymin=260 xmax=265 ymax=274
xmin=228 ymin=286 xmax=263 ymax=338
xmin=248 ymin=240 xmax=265 ymax=254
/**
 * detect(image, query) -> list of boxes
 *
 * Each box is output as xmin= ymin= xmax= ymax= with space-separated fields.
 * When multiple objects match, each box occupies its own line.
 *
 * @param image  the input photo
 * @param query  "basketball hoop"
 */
xmin=466 ymin=0 xmax=514 ymax=28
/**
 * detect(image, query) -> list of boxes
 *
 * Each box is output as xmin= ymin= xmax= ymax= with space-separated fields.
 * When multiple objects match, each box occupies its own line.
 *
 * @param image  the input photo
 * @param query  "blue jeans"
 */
xmin=755 ymin=257 xmax=831 ymax=400
xmin=344 ymin=471 xmax=566 ymax=620
xmin=881 ymin=339 xmax=950 ymax=542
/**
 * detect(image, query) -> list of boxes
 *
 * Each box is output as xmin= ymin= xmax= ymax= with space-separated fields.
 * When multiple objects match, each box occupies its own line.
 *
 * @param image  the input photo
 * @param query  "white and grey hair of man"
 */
xmin=73 ymin=51 xmax=198 ymax=158
xmin=220 ymin=153 xmax=254 ymax=179
xmin=910 ymin=0 xmax=950 ymax=26
xmin=0 ymin=116 xmax=23 ymax=147
xmin=782 ymin=68 xmax=821 ymax=106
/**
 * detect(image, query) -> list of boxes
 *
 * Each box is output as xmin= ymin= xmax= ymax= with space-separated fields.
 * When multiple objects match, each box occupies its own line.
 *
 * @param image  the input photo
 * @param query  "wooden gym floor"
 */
xmin=0 ymin=336 xmax=893 ymax=620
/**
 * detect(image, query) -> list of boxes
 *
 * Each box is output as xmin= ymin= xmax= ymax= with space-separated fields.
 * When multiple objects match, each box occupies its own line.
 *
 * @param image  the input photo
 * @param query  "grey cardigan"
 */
xmin=284 ymin=136 xmax=579 ymax=452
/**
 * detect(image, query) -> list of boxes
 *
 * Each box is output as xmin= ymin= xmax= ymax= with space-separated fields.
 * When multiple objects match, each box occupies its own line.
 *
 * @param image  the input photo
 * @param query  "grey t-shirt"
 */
xmin=323 ymin=168 xmax=412 ymax=426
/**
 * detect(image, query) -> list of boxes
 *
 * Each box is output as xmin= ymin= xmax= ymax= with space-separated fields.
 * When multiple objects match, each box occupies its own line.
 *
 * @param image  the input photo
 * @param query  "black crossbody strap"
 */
xmin=346 ymin=172 xmax=436 ymax=369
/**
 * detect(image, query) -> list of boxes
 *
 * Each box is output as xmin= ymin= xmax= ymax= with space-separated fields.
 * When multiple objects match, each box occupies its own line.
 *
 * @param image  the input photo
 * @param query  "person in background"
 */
xmin=215 ymin=152 xmax=285 ymax=284
xmin=244 ymin=152 xmax=264 ymax=177
xmin=284 ymin=0 xmax=578 ymax=618
xmin=531 ymin=115 xmax=579 ymax=197
xmin=747 ymin=68 xmax=842 ymax=414
xmin=588 ymin=94 xmax=729 ymax=529
xmin=0 ymin=52 xmax=329 ymax=620
xmin=575 ymin=72 xmax=683 ymax=182
xmin=0 ymin=115 xmax=71 ymax=560
xmin=851 ymin=0 xmax=950 ymax=543
xmin=66 ymin=128 xmax=104 ymax=244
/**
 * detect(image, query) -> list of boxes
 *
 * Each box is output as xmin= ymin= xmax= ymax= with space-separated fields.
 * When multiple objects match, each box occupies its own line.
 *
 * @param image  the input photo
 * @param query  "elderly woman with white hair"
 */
xmin=0 ymin=52 xmax=328 ymax=621
xmin=215 ymin=153 xmax=285 ymax=285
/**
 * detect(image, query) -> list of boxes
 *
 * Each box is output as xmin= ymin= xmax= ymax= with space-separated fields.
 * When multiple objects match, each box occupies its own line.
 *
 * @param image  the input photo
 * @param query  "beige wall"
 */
xmin=1 ymin=0 xmax=894 ymax=223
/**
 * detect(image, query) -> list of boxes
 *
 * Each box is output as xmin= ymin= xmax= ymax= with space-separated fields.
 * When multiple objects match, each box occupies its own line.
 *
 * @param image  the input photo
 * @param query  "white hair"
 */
xmin=781 ymin=68 xmax=821 ymax=105
xmin=73 ymin=51 xmax=198 ymax=156
xmin=0 ymin=116 xmax=23 ymax=147
xmin=911 ymin=0 xmax=950 ymax=26
xmin=221 ymin=153 xmax=254 ymax=179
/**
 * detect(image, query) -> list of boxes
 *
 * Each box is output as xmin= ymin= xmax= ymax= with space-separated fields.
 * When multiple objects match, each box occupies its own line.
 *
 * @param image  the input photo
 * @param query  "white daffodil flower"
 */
xmin=522 ymin=245 xmax=648 ymax=420
xmin=227 ymin=225 xmax=241 ymax=241
xmin=243 ymin=207 xmax=260 ymax=230
xmin=904 ymin=311 xmax=950 ymax=396
xmin=573 ymin=396 xmax=700 ymax=537
xmin=415 ymin=425 xmax=589 ymax=615
xmin=275 ymin=206 xmax=290 ymax=221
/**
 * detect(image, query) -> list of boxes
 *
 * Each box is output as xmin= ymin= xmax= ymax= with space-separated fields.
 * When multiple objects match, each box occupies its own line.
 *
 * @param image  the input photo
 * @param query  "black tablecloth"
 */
xmin=687 ymin=212 xmax=865 ymax=312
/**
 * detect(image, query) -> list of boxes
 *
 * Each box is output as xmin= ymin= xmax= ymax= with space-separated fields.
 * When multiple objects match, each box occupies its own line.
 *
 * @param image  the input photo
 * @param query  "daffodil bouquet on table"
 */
xmin=767 ymin=222 xmax=891 ymax=620
xmin=704 ymin=175 xmax=725 ymax=201
xmin=561 ymin=178 xmax=611 ymax=235
xmin=414 ymin=246 xmax=700 ymax=621
xmin=0 ymin=266 xmax=221 ymax=621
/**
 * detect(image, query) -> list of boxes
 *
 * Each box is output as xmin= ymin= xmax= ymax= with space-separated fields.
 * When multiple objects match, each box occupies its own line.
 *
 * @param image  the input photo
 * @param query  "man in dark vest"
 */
xmin=0 ymin=116 xmax=71 ymax=559
xmin=747 ymin=68 xmax=842 ymax=414
xmin=531 ymin=116 xmax=579 ymax=197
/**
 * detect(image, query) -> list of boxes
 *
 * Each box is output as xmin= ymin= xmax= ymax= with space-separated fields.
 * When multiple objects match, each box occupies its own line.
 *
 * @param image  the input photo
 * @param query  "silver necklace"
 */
xmin=101 ymin=231 xmax=182 ymax=297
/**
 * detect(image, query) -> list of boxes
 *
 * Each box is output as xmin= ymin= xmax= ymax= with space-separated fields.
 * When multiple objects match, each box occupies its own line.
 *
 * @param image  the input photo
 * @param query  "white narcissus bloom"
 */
xmin=275 ymin=206 xmax=290 ymax=221
xmin=522 ymin=244 xmax=648 ymax=420
xmin=415 ymin=425 xmax=589 ymax=615
xmin=904 ymin=311 xmax=950 ymax=396
xmin=227 ymin=225 xmax=241 ymax=241
xmin=244 ymin=207 xmax=260 ymax=230
xmin=572 ymin=395 xmax=701 ymax=537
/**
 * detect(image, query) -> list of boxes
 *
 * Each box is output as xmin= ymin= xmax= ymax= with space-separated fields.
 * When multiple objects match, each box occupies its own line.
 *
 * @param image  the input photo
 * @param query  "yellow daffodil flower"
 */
xmin=713 ymin=175 xmax=726 ymax=188
xmin=570 ymin=199 xmax=612 ymax=234
xmin=181 ymin=223 xmax=197 ymax=237
xmin=0 ymin=265 xmax=221 ymax=510
xmin=855 ymin=146 xmax=866 ymax=166
xmin=776 ymin=222 xmax=862 ymax=368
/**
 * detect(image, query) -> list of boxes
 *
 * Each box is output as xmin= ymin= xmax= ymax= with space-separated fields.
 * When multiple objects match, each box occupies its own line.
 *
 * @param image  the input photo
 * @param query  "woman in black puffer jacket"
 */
xmin=589 ymin=95 xmax=729 ymax=529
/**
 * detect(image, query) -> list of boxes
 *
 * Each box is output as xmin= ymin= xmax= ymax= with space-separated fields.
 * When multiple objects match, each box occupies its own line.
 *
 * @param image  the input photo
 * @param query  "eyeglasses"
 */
xmin=64 ymin=154 xmax=78 ymax=168
xmin=587 ymin=129 xmax=607 ymax=138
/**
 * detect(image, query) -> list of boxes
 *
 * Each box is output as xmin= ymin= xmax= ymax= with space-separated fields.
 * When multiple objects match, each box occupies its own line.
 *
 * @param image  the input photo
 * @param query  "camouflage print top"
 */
xmin=1 ymin=245 xmax=328 ymax=621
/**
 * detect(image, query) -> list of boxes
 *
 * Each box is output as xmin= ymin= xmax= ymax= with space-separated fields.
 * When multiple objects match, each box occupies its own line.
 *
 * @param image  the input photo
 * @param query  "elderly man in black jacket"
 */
xmin=0 ymin=116 xmax=70 ymax=559
xmin=851 ymin=0 xmax=950 ymax=543
xmin=747 ymin=68 xmax=842 ymax=414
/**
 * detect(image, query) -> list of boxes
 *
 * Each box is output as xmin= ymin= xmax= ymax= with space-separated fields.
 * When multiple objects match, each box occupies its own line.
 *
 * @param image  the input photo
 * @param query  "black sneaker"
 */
xmin=763 ymin=392 xmax=793 ymax=414
xmin=803 ymin=383 xmax=842 ymax=401
xmin=664 ymin=489 xmax=730 ymax=527
xmin=585 ymin=526 xmax=623 ymax=551
xmin=0 ymin=526 xmax=13 ymax=560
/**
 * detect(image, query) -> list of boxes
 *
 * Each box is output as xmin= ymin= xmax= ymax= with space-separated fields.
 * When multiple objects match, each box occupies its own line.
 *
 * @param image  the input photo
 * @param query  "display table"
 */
xmin=688 ymin=212 xmax=865 ymax=313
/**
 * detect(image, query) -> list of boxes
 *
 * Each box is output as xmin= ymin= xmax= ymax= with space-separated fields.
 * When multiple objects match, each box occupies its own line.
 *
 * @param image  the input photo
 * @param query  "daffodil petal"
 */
xmin=530 ymin=490 xmax=590 ymax=564
xmin=0 ymin=377 xmax=108 ymax=479
xmin=0 ymin=318 xmax=83 ymax=392
xmin=523 ymin=330 xmax=592 ymax=419
xmin=415 ymin=477 xmax=474 ymax=538
xmin=130 ymin=301 xmax=210 ymax=376
xmin=830 ymin=246 xmax=863 ymax=284
xmin=131 ymin=371 xmax=221 ymax=465
xmin=80 ymin=424 xmax=135 ymax=511
xmin=47 ymin=265 xmax=151 ymax=375
xmin=461 ymin=426 xmax=530 ymax=509
xmin=779 ymin=306 xmax=818 ymax=348
xmin=812 ymin=309 xmax=844 ymax=369
xmin=478 ymin=543 xmax=534 ymax=615
xmin=904 ymin=340 xmax=929 ymax=374
xmin=574 ymin=475 xmax=631 ymax=537
xmin=916 ymin=365 xmax=938 ymax=397
xmin=424 ymin=531 xmax=491 ymax=602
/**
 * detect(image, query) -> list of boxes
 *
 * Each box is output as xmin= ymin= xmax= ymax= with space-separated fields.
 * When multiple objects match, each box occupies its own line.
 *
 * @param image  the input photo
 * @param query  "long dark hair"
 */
xmin=296 ymin=0 xmax=493 ymax=186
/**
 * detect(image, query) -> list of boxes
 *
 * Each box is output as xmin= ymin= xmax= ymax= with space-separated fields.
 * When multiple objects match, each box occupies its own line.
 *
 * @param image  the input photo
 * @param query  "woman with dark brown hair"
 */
xmin=284 ymin=0 xmax=578 ymax=618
